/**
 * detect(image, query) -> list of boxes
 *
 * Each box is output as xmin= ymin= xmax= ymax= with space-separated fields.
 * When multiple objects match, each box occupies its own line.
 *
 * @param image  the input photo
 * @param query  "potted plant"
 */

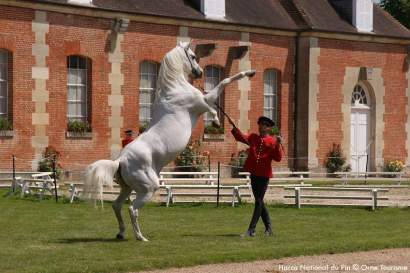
xmin=66 ymin=119 xmax=92 ymax=138
xmin=0 ymin=117 xmax=13 ymax=137
xmin=203 ymin=123 xmax=224 ymax=140
xmin=324 ymin=143 xmax=349 ymax=176
xmin=139 ymin=121 xmax=149 ymax=134
xmin=384 ymin=160 xmax=404 ymax=177
xmin=174 ymin=140 xmax=205 ymax=177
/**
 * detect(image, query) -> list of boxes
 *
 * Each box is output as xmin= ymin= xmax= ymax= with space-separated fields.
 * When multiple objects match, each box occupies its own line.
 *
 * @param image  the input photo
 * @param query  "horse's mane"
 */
xmin=156 ymin=46 xmax=190 ymax=99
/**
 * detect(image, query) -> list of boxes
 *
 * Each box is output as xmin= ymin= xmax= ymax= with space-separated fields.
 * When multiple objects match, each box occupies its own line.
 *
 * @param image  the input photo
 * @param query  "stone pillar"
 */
xmin=237 ymin=32 xmax=251 ymax=150
xmin=307 ymin=38 xmax=320 ymax=169
xmin=31 ymin=11 xmax=49 ymax=170
xmin=108 ymin=33 xmax=124 ymax=159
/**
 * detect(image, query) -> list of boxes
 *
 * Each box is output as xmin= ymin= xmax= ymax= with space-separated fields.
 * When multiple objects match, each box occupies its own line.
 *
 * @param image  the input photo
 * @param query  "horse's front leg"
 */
xmin=204 ymin=69 xmax=255 ymax=105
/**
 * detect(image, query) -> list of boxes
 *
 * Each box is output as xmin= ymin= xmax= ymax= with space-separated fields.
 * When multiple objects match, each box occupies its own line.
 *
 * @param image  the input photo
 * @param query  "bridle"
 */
xmin=183 ymin=47 xmax=196 ymax=75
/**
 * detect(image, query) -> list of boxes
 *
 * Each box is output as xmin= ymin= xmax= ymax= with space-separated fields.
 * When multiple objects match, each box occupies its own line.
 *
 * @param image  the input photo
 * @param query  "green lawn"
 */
xmin=1 ymin=191 xmax=410 ymax=273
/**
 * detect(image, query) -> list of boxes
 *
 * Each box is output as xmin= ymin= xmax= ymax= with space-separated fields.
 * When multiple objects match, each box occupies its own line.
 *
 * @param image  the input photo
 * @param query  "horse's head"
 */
xmin=178 ymin=41 xmax=203 ymax=79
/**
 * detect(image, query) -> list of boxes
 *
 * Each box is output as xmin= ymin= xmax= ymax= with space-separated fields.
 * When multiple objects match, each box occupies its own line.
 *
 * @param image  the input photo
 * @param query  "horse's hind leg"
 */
xmin=112 ymin=184 xmax=132 ymax=240
xmin=129 ymin=191 xmax=154 ymax=242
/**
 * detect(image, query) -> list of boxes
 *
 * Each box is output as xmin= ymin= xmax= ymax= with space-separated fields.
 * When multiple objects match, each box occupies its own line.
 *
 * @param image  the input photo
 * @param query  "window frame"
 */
xmin=67 ymin=55 xmax=89 ymax=123
xmin=0 ymin=49 xmax=9 ymax=119
xmin=203 ymin=65 xmax=223 ymax=127
xmin=138 ymin=61 xmax=159 ymax=125
xmin=263 ymin=69 xmax=278 ymax=125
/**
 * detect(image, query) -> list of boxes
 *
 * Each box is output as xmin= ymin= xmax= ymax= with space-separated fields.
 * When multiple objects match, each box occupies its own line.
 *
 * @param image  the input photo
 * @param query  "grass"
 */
xmin=1 ymin=190 xmax=410 ymax=273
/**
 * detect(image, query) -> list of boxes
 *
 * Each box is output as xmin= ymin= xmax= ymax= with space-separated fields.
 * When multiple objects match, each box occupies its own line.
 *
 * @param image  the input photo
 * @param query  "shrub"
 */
xmin=38 ymin=146 xmax=62 ymax=178
xmin=229 ymin=149 xmax=248 ymax=178
xmin=174 ymin=140 xmax=205 ymax=174
xmin=324 ymin=143 xmax=346 ymax=173
xmin=0 ymin=117 xmax=12 ymax=130
xmin=67 ymin=120 xmax=90 ymax=133
xmin=384 ymin=160 xmax=404 ymax=173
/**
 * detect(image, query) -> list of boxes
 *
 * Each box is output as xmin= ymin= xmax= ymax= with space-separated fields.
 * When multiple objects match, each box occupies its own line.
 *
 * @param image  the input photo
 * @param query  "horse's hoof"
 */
xmin=116 ymin=234 xmax=124 ymax=240
xmin=247 ymin=70 xmax=256 ymax=77
xmin=136 ymin=236 xmax=149 ymax=242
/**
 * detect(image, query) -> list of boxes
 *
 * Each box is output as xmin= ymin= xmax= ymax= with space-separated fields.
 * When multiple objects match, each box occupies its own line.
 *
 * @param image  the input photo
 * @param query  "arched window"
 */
xmin=204 ymin=65 xmax=223 ymax=127
xmin=139 ymin=61 xmax=158 ymax=125
xmin=263 ymin=69 xmax=278 ymax=124
xmin=351 ymin=84 xmax=368 ymax=106
xmin=67 ymin=55 xmax=90 ymax=123
xmin=0 ymin=50 xmax=9 ymax=120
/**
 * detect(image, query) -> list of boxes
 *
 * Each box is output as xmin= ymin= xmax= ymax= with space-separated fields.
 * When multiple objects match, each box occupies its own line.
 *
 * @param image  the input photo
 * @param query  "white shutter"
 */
xmin=353 ymin=0 xmax=373 ymax=32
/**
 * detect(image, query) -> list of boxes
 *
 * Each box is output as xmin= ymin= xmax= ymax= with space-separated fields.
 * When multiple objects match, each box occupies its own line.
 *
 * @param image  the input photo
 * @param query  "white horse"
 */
xmin=83 ymin=41 xmax=255 ymax=241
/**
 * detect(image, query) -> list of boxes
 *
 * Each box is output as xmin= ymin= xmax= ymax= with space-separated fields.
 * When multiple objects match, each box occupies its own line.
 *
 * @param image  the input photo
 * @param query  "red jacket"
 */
xmin=231 ymin=127 xmax=283 ymax=178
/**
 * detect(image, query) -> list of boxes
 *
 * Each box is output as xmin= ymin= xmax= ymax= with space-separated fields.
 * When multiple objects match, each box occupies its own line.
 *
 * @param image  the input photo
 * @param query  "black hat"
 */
xmin=257 ymin=116 xmax=275 ymax=127
xmin=124 ymin=129 xmax=133 ymax=134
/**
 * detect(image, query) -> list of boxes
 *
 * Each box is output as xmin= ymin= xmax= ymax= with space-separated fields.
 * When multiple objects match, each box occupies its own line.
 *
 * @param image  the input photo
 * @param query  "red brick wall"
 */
xmin=317 ymin=39 xmax=408 ymax=166
xmin=0 ymin=6 xmax=34 ymax=170
xmin=46 ymin=12 xmax=113 ymax=171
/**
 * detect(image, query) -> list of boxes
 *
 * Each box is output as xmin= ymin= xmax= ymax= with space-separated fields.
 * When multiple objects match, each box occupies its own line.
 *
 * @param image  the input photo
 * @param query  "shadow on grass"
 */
xmin=181 ymin=233 xmax=240 ymax=238
xmin=56 ymin=237 xmax=128 ymax=244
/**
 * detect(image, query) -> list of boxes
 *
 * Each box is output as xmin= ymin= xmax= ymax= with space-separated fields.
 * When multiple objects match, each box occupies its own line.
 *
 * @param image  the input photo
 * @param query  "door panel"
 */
xmin=351 ymin=108 xmax=369 ymax=173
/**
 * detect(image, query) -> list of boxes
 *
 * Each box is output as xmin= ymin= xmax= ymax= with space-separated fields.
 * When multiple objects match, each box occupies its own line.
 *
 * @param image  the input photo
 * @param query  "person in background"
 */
xmin=122 ymin=129 xmax=134 ymax=148
xmin=230 ymin=116 xmax=284 ymax=237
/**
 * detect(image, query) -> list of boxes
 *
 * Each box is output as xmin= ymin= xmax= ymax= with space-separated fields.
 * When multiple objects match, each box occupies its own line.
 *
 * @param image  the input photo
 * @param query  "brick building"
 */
xmin=0 ymin=0 xmax=409 ymax=172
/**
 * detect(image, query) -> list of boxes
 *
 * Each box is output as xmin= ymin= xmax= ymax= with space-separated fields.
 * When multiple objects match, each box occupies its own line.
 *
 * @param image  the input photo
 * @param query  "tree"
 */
xmin=380 ymin=0 xmax=410 ymax=29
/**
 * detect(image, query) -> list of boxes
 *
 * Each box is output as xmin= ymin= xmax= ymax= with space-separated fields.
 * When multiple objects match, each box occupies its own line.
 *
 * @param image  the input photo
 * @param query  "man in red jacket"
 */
xmin=231 ymin=116 xmax=284 ymax=237
xmin=122 ymin=129 xmax=134 ymax=148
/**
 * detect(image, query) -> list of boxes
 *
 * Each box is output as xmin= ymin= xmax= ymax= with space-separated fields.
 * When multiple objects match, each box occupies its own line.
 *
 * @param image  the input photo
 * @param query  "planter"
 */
xmin=66 ymin=131 xmax=92 ymax=139
xmin=0 ymin=130 xmax=14 ymax=138
xmin=203 ymin=133 xmax=224 ymax=141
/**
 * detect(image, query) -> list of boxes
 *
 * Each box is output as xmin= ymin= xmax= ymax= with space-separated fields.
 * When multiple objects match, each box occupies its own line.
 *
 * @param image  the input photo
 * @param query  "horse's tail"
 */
xmin=82 ymin=159 xmax=120 ymax=204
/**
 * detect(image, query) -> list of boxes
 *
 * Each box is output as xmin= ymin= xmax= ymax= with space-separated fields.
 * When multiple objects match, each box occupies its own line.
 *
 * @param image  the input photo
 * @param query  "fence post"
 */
xmin=52 ymin=155 xmax=58 ymax=203
xmin=295 ymin=187 xmax=301 ymax=209
xmin=208 ymin=154 xmax=211 ymax=172
xmin=12 ymin=155 xmax=16 ymax=192
xmin=216 ymin=161 xmax=220 ymax=207
xmin=372 ymin=189 xmax=378 ymax=211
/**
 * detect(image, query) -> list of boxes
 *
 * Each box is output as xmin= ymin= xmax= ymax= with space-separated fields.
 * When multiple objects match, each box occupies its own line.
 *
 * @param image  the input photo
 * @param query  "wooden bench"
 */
xmin=284 ymin=186 xmax=389 ymax=210
xmin=159 ymin=185 xmax=251 ymax=207
xmin=239 ymin=171 xmax=311 ymax=185
xmin=20 ymin=172 xmax=58 ymax=199
xmin=159 ymin=171 xmax=218 ymax=185
xmin=334 ymin=172 xmax=406 ymax=185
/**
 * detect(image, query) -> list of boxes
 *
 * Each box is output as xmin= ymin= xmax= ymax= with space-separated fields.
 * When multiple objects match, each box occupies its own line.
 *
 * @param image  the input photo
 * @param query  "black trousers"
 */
xmin=248 ymin=175 xmax=271 ymax=231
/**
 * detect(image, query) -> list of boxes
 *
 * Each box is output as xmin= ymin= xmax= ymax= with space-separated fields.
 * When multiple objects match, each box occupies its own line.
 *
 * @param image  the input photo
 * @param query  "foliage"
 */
xmin=380 ymin=0 xmax=410 ymax=29
xmin=2 ymin=194 xmax=410 ymax=273
xmin=174 ymin=140 xmax=205 ymax=173
xmin=204 ymin=123 xmax=224 ymax=134
xmin=139 ymin=121 xmax=149 ymax=134
xmin=38 ymin=146 xmax=62 ymax=178
xmin=0 ymin=117 xmax=12 ymax=130
xmin=324 ymin=143 xmax=347 ymax=173
xmin=384 ymin=160 xmax=404 ymax=173
xmin=268 ymin=126 xmax=280 ymax=136
xmin=67 ymin=119 xmax=91 ymax=133
xmin=229 ymin=149 xmax=248 ymax=177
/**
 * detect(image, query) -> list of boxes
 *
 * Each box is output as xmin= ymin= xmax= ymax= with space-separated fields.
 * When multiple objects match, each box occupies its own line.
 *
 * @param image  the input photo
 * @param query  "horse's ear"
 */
xmin=187 ymin=39 xmax=193 ymax=49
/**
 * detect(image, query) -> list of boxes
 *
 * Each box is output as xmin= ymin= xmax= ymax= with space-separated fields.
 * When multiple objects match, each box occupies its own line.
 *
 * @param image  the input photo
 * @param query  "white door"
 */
xmin=351 ymin=108 xmax=370 ymax=173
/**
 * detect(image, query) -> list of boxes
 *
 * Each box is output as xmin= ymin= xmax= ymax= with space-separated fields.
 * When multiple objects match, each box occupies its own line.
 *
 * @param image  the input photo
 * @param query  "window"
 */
xmin=204 ymin=65 xmax=223 ymax=127
xmin=263 ymin=69 xmax=278 ymax=124
xmin=139 ymin=61 xmax=158 ymax=125
xmin=0 ymin=50 xmax=9 ymax=119
xmin=351 ymin=85 xmax=368 ymax=105
xmin=67 ymin=55 xmax=89 ymax=122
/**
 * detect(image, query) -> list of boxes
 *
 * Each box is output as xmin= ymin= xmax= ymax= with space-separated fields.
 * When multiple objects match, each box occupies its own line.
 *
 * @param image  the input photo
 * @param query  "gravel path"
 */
xmin=137 ymin=248 xmax=410 ymax=273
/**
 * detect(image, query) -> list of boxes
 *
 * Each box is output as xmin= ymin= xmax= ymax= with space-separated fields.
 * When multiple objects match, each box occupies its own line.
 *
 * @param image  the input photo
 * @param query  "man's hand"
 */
xmin=276 ymin=135 xmax=283 ymax=144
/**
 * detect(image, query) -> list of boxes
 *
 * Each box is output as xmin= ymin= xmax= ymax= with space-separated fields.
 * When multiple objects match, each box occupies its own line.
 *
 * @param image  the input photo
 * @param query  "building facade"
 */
xmin=0 ymin=0 xmax=409 ymax=172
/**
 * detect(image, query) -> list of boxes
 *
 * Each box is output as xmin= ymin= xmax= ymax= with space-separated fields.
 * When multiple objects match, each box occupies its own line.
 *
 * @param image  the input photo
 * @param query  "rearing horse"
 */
xmin=83 ymin=41 xmax=255 ymax=241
